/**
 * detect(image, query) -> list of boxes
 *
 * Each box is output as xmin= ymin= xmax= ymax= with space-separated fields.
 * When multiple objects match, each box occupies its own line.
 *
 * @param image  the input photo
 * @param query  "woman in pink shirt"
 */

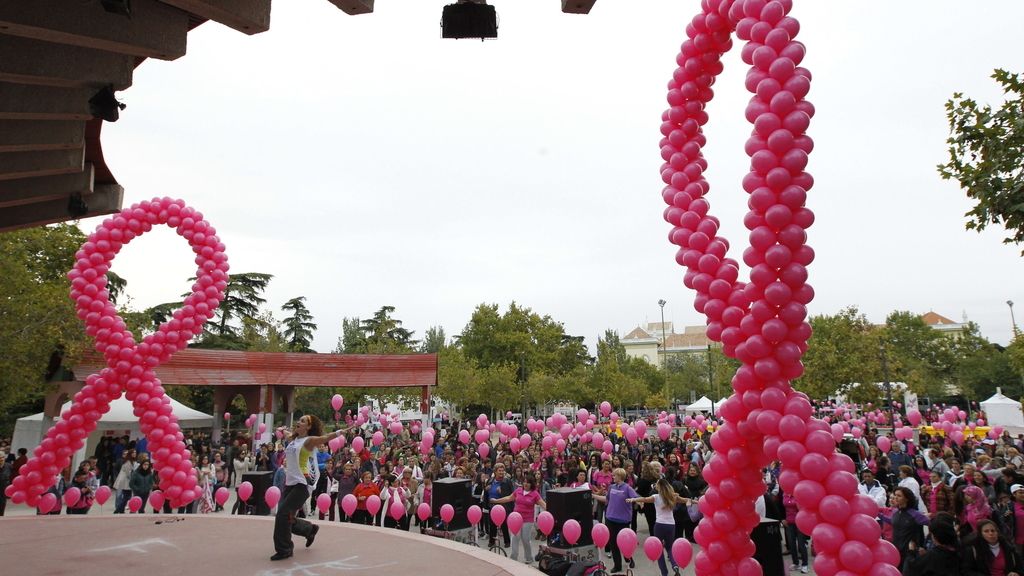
xmin=491 ymin=477 xmax=546 ymax=565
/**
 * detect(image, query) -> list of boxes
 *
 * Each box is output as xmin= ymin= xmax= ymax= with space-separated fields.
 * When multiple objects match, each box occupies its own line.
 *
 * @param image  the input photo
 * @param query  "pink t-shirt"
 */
xmin=512 ymin=488 xmax=541 ymax=523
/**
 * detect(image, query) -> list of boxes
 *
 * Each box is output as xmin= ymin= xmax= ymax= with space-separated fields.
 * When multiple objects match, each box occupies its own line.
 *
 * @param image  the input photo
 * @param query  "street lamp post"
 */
xmin=658 ymin=299 xmax=668 ymax=409
xmin=707 ymin=344 xmax=716 ymax=417
xmin=879 ymin=342 xmax=894 ymax=427
xmin=1009 ymin=300 xmax=1018 ymax=335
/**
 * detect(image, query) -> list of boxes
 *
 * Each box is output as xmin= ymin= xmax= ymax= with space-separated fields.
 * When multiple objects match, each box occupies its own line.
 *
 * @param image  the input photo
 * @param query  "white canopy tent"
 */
xmin=981 ymin=388 xmax=1024 ymax=428
xmin=685 ymin=396 xmax=715 ymax=414
xmin=11 ymin=395 xmax=213 ymax=472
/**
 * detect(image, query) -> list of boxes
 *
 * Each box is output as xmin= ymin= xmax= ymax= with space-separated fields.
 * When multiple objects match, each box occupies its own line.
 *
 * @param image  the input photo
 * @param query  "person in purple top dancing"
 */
xmin=594 ymin=468 xmax=639 ymax=574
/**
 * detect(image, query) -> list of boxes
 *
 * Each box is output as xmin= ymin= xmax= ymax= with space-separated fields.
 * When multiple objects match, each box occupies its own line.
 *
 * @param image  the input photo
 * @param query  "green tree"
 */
xmin=420 ymin=326 xmax=447 ymax=354
xmin=0 ymin=224 xmax=89 ymax=412
xmin=334 ymin=317 xmax=364 ymax=353
xmin=106 ymin=271 xmax=126 ymax=306
xmin=359 ymin=306 xmax=418 ymax=353
xmin=435 ymin=344 xmax=481 ymax=415
xmin=939 ymin=69 xmax=1024 ymax=252
xmin=797 ymin=306 xmax=880 ymax=399
xmin=881 ymin=311 xmax=954 ymax=398
xmin=281 ymin=296 xmax=317 ymax=352
xmin=209 ymin=272 xmax=273 ymax=337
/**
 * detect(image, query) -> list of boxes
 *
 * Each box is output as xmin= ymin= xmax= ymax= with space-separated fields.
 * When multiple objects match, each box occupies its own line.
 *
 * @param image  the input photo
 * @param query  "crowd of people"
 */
xmin=4 ymin=403 xmax=1024 ymax=576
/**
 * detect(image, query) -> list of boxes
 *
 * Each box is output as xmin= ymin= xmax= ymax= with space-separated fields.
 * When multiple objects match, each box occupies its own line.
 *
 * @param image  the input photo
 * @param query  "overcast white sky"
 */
xmin=90 ymin=0 xmax=1024 ymax=354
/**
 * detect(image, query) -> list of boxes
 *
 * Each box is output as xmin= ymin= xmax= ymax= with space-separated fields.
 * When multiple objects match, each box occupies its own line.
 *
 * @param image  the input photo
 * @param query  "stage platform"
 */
xmin=0 ymin=515 xmax=541 ymax=576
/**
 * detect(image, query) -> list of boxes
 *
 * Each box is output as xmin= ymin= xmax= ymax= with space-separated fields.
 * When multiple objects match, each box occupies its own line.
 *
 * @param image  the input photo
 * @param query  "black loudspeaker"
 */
xmin=441 ymin=2 xmax=497 ymax=39
xmin=432 ymin=477 xmax=472 ymax=529
xmin=240 ymin=471 xmax=275 ymax=516
xmin=546 ymin=487 xmax=593 ymax=547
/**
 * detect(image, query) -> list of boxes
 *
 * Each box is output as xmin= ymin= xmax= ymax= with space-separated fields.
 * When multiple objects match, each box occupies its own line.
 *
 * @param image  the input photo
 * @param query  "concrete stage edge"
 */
xmin=0 ymin=515 xmax=542 ymax=576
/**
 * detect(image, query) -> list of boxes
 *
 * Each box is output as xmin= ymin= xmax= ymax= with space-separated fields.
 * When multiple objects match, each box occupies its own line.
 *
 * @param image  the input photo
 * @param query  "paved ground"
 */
xmin=1 ymin=494 xmax=814 ymax=576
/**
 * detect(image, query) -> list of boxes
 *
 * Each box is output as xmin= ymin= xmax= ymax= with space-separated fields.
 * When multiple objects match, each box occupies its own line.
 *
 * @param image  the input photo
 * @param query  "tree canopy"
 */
xmin=939 ymin=69 xmax=1024 ymax=252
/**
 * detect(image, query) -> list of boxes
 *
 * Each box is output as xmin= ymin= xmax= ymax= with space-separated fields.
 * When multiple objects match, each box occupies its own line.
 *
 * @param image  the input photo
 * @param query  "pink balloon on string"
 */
xmin=215 ymin=487 xmax=230 ymax=507
xmin=258 ymin=423 xmax=267 ymax=434
xmin=95 ymin=485 xmax=112 ymax=506
xmin=317 ymin=493 xmax=332 ymax=515
xmin=417 ymin=502 xmax=431 ymax=522
xmin=563 ymin=519 xmax=581 ymax=545
xmin=352 ymin=436 xmax=365 ymax=453
xmin=366 ymin=494 xmax=382 ymax=517
xmin=331 ymin=394 xmax=344 ymax=411
xmin=440 ymin=503 xmax=455 ymax=524
xmin=264 ymin=486 xmax=281 ymax=509
xmin=600 ymin=401 xmax=612 ymax=417
xmin=149 ymin=490 xmax=165 ymax=510
xmin=644 ymin=536 xmax=664 ymax=562
xmin=537 ymin=511 xmax=555 ymax=535
xmin=341 ymin=494 xmax=357 ymax=516
xmin=389 ymin=500 xmax=405 ymax=521
xmin=223 ymin=412 xmax=231 ymax=421
xmin=490 ymin=504 xmax=506 ymax=526
xmin=127 ymin=496 xmax=143 ymax=513
xmin=592 ymin=523 xmax=610 ymax=549
xmin=507 ymin=511 xmax=524 ymax=535
xmin=467 ymin=505 xmax=482 ymax=526
xmin=37 ymin=492 xmax=58 ymax=514
xmin=672 ymin=539 xmax=694 ymax=568
xmin=478 ymin=443 xmax=490 ymax=459
xmin=238 ymin=481 xmax=253 ymax=502
xmin=372 ymin=431 xmax=384 ymax=446
xmin=63 ymin=487 xmax=81 ymax=508
xmin=617 ymin=528 xmax=638 ymax=560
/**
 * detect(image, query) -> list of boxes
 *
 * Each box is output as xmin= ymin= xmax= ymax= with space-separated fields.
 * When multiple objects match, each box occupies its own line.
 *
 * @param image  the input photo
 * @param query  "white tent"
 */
xmin=685 ymin=396 xmax=715 ymax=414
xmin=981 ymin=388 xmax=1024 ymax=428
xmin=11 ymin=395 xmax=213 ymax=471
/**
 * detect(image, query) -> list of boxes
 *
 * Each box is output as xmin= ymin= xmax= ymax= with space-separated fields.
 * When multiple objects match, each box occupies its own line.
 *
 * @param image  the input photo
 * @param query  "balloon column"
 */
xmin=659 ymin=2 xmax=897 ymax=575
xmin=4 ymin=198 xmax=228 ymax=509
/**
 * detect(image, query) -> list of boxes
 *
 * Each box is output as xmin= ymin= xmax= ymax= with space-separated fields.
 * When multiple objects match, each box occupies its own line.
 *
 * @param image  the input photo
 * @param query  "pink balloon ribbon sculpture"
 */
xmin=659 ymin=2 xmax=897 ymax=575
xmin=4 ymin=198 xmax=228 ymax=510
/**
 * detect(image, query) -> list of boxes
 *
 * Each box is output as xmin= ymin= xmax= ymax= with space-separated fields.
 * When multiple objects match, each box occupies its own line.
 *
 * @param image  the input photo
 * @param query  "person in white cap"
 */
xmin=992 ymin=484 xmax=1024 ymax=551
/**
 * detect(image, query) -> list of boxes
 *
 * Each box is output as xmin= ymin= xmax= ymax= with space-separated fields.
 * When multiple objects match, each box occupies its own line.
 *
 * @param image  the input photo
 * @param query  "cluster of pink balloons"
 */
xmin=657 ymin=1 xmax=898 ymax=575
xmin=4 ymin=198 xmax=228 ymax=510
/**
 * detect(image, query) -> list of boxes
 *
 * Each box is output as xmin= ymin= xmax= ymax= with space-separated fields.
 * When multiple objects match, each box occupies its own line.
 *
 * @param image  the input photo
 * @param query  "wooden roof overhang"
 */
xmin=73 ymin=348 xmax=438 ymax=388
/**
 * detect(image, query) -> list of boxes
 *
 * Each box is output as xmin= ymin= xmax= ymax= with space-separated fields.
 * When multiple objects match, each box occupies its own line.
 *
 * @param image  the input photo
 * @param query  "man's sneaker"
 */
xmin=270 ymin=551 xmax=293 ymax=561
xmin=790 ymin=564 xmax=800 ymax=572
xmin=305 ymin=524 xmax=319 ymax=548
xmin=800 ymin=565 xmax=809 ymax=574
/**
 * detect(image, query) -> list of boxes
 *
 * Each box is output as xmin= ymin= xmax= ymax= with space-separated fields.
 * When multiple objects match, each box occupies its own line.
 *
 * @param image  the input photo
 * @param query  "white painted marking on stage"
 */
xmin=90 ymin=538 xmax=179 ymax=553
xmin=256 ymin=556 xmax=397 ymax=575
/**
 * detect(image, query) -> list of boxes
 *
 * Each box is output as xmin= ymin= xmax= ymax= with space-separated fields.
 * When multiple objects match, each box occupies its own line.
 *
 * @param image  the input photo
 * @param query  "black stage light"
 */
xmin=100 ymin=0 xmax=132 ymax=17
xmin=89 ymin=85 xmax=126 ymax=122
xmin=442 ymin=1 xmax=497 ymax=40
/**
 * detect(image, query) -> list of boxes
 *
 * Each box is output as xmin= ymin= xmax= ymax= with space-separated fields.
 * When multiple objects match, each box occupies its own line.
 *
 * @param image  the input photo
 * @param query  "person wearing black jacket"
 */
xmin=961 ymin=519 xmax=1023 ymax=576
xmin=482 ymin=463 xmax=514 ymax=548
xmin=905 ymin=512 xmax=961 ymax=576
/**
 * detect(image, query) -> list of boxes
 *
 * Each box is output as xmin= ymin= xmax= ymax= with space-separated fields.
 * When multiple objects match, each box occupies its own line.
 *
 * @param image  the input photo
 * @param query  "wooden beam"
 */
xmin=0 ymin=164 xmax=94 ymax=208
xmin=0 ymin=183 xmax=123 ymax=232
xmin=326 ymin=0 xmax=375 ymax=16
xmin=0 ymin=36 xmax=135 ymax=89
xmin=561 ymin=0 xmax=597 ymax=14
xmin=0 ymin=120 xmax=84 ymax=153
xmin=0 ymin=83 xmax=93 ymax=121
xmin=0 ymin=0 xmax=189 ymax=61
xmin=0 ymin=148 xmax=85 ymax=181
xmin=159 ymin=0 xmax=271 ymax=35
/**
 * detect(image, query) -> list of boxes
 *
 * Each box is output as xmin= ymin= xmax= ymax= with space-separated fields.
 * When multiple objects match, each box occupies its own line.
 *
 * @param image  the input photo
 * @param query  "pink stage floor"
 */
xmin=0 ymin=515 xmax=542 ymax=576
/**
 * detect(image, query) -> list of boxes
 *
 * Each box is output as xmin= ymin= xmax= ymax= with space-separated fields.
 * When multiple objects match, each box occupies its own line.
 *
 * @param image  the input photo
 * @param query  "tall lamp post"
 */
xmin=879 ymin=342 xmax=894 ymax=428
xmin=1009 ymin=300 xmax=1018 ymax=335
xmin=707 ymin=344 xmax=716 ymax=417
xmin=658 ymin=299 xmax=668 ymax=409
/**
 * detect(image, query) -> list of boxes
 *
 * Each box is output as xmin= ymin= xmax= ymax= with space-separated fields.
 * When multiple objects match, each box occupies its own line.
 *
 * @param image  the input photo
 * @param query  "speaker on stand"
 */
xmin=431 ymin=477 xmax=472 ymax=531
xmin=546 ymin=487 xmax=594 ymax=548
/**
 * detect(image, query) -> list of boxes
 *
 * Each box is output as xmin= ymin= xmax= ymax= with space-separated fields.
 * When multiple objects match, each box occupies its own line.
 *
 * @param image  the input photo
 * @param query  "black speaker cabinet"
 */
xmin=432 ymin=477 xmax=472 ymax=530
xmin=546 ymin=487 xmax=594 ymax=547
xmin=239 ymin=471 xmax=274 ymax=516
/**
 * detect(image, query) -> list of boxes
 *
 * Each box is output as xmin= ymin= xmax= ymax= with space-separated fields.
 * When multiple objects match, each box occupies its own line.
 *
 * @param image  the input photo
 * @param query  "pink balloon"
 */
xmin=625 ymin=427 xmax=638 ymax=445
xmin=389 ymin=500 xmax=405 ymax=521
xmin=94 ymin=485 xmax=112 ymax=506
xmin=366 ymin=494 xmax=382 ymax=516
xmin=475 ymin=428 xmax=490 ymax=444
xmin=37 ymin=492 xmax=58 ymax=514
xmin=458 ymin=429 xmax=470 ymax=444
xmin=600 ymin=401 xmax=612 ymax=417
xmin=672 ymin=538 xmax=694 ymax=568
xmin=563 ymin=519 xmax=582 ymax=545
xmin=537 ymin=511 xmax=555 ymax=535
xmin=644 ymin=536 xmax=664 ymax=562
xmin=440 ymin=503 xmax=455 ymax=523
xmin=265 ymin=486 xmax=281 ymax=509
xmin=389 ymin=421 xmax=403 ymax=436
xmin=876 ymin=436 xmax=891 ymax=453
xmin=215 ymin=487 xmax=230 ymax=507
xmin=127 ymin=496 xmax=143 ymax=513
xmin=258 ymin=423 xmax=267 ymax=434
xmin=341 ymin=494 xmax=358 ymax=516
xmin=317 ymin=493 xmax=332 ymax=515
xmin=352 ymin=436 xmax=365 ymax=453
xmin=507 ymin=511 xmax=524 ymax=535
xmin=238 ymin=481 xmax=253 ymax=502
xmin=478 ymin=443 xmax=490 ymax=459
xmin=417 ymin=502 xmax=431 ymax=522
xmin=331 ymin=394 xmax=344 ymax=411
xmin=149 ymin=490 xmax=165 ymax=510
xmin=616 ymin=528 xmax=638 ymax=559
xmin=490 ymin=504 xmax=506 ymax=526
xmin=467 ymin=505 xmax=482 ymax=526
xmin=223 ymin=412 xmax=231 ymax=421
xmin=371 ymin=431 xmax=384 ymax=446
xmin=906 ymin=410 xmax=922 ymax=426
xmin=509 ymin=438 xmax=521 ymax=454
xmin=592 ymin=523 xmax=610 ymax=549
xmin=658 ymin=422 xmax=672 ymax=441
xmin=63 ymin=487 xmax=81 ymax=508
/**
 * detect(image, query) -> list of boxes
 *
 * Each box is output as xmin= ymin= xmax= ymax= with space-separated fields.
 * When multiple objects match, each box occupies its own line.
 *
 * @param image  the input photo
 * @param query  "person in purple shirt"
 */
xmin=594 ymin=468 xmax=639 ymax=574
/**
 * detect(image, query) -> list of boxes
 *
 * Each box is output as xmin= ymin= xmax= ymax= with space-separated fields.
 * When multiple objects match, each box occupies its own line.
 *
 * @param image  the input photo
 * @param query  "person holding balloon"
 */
xmin=270 ymin=415 xmax=348 ymax=561
xmin=490 ymin=475 xmax=547 ymax=564
xmin=352 ymin=469 xmax=381 ymax=525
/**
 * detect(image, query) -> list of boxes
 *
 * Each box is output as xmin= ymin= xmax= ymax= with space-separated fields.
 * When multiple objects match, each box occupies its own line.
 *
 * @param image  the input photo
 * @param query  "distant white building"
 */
xmin=621 ymin=322 xmax=713 ymax=367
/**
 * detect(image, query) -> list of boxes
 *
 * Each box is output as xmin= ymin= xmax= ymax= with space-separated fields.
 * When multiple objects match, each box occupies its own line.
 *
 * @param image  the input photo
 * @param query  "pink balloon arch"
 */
xmin=4 ymin=198 xmax=229 ymax=510
xmin=659 ymin=1 xmax=897 ymax=575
